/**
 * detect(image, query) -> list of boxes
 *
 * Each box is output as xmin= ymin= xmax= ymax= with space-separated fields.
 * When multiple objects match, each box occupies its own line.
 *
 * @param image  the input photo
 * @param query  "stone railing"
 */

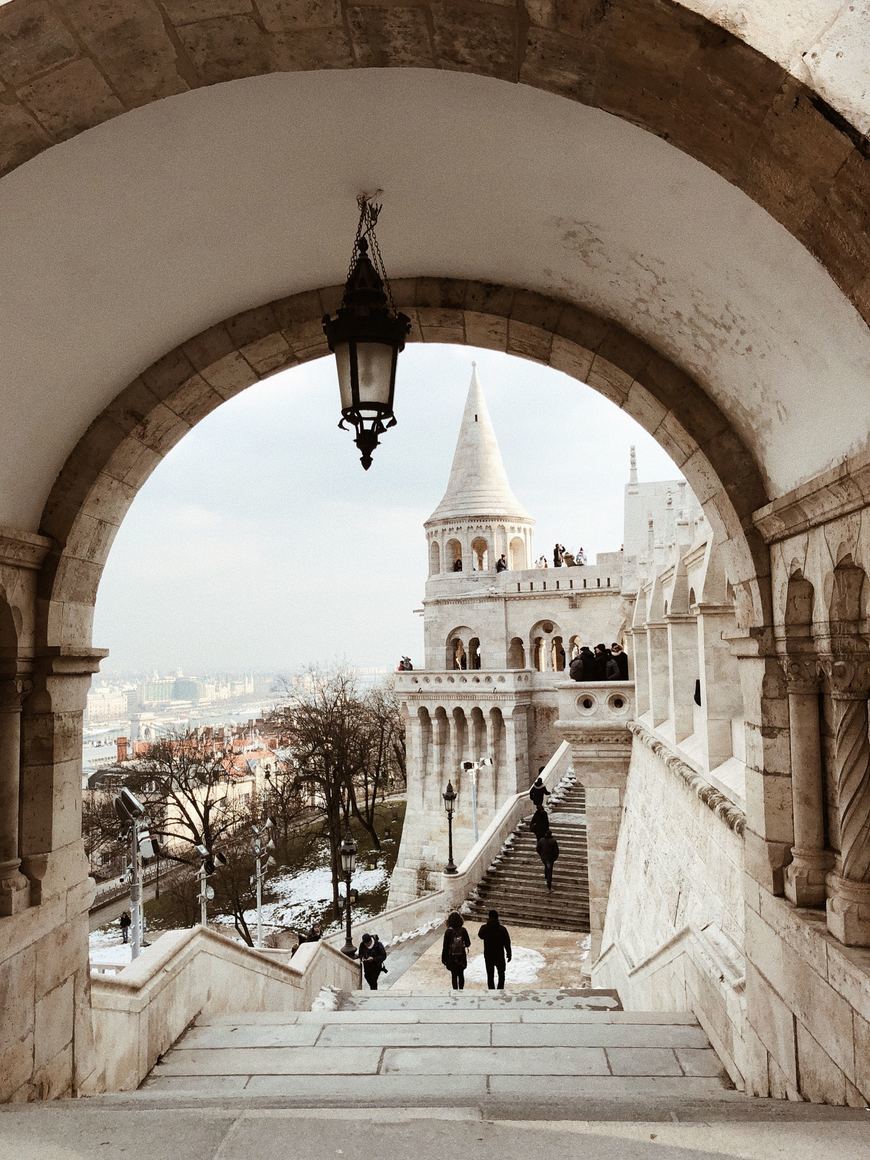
xmin=328 ymin=741 xmax=574 ymax=948
xmin=395 ymin=669 xmax=535 ymax=696
xmin=86 ymin=925 xmax=359 ymax=1093
xmin=556 ymin=680 xmax=635 ymax=727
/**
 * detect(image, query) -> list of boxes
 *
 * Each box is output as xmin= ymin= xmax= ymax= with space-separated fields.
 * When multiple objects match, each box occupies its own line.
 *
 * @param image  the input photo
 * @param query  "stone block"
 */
xmin=183 ymin=323 xmax=236 ymax=371
xmin=130 ymin=401 xmax=190 ymax=456
xmin=257 ymin=0 xmax=340 ymax=31
xmin=240 ymin=334 xmax=294 ymax=376
xmin=825 ymin=940 xmax=870 ymax=1024
xmin=0 ymin=1 xmax=79 ymax=87
xmin=163 ymin=0 xmax=253 ymax=22
xmin=463 ymin=281 xmax=515 ymax=319
xmin=26 ymin=1041 xmax=72 ymax=1099
xmin=624 ymin=382 xmax=668 ymax=435
xmin=744 ymin=962 xmax=797 ymax=1086
xmin=348 ymin=6 xmax=435 ymax=69
xmin=0 ymin=1031 xmax=34 ymax=1101
xmin=269 ymin=26 xmax=354 ymax=68
xmin=796 ymin=1020 xmax=846 ymax=1104
xmin=520 ymin=26 xmax=597 ymax=102
xmin=799 ymin=148 xmax=868 ymax=299
xmin=0 ymin=99 xmax=49 ymax=175
xmin=507 ymin=320 xmax=552 ymax=363
xmin=0 ymin=943 xmax=35 ymax=1048
xmin=200 ymin=352 xmax=257 ymax=399
xmin=586 ymin=356 xmax=632 ymax=406
xmin=18 ymin=58 xmax=124 ymax=140
xmin=549 ymin=335 xmax=592 ymax=383
xmin=464 ymin=312 xmax=507 ymax=353
xmin=34 ymin=976 xmax=73 ymax=1069
xmin=34 ymin=915 xmax=87 ymax=1000
xmin=854 ymin=1011 xmax=870 ymax=1099
xmin=167 ymin=374 xmax=225 ymax=426
xmin=177 ymin=14 xmax=268 ymax=83
xmin=431 ymin=2 xmax=517 ymax=80
xmin=62 ymin=0 xmax=189 ymax=107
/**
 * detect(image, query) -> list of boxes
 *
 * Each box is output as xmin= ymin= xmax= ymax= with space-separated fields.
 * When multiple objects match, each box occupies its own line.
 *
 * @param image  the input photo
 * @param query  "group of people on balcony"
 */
xmin=535 ymin=544 xmax=587 ymax=569
xmin=569 ymin=642 xmax=628 ymax=682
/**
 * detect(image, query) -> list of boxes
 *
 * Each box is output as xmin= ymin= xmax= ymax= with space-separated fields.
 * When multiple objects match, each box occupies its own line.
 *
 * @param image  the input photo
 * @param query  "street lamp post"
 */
xmin=462 ymin=758 xmax=493 ymax=844
xmin=340 ymin=830 xmax=358 ymax=957
xmin=443 ymin=780 xmax=458 ymax=874
xmin=251 ymin=818 xmax=275 ymax=949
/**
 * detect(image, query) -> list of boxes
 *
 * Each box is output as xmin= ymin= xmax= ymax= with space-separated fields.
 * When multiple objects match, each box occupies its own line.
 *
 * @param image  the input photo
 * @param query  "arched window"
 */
xmin=829 ymin=555 xmax=867 ymax=638
xmin=552 ymin=636 xmax=566 ymax=672
xmin=529 ymin=620 xmax=561 ymax=672
xmin=429 ymin=539 xmax=441 ymax=576
xmin=507 ymin=637 xmax=526 ymax=669
xmin=446 ymin=538 xmax=462 ymax=572
xmin=509 ymin=535 xmax=526 ymax=570
xmin=469 ymin=637 xmax=482 ymax=670
xmin=450 ymin=638 xmax=467 ymax=670
xmin=471 ymin=537 xmax=489 ymax=572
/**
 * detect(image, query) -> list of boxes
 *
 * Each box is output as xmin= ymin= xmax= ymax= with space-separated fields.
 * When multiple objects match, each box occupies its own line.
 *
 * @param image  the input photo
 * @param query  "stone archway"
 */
xmin=0 ymin=2 xmax=864 ymax=326
xmin=37 ymin=277 xmax=771 ymax=661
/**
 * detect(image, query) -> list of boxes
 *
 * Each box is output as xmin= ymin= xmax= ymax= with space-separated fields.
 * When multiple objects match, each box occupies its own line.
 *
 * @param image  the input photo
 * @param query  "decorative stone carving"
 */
xmin=819 ymin=655 xmax=870 ymax=945
xmin=628 ymin=721 xmax=746 ymax=835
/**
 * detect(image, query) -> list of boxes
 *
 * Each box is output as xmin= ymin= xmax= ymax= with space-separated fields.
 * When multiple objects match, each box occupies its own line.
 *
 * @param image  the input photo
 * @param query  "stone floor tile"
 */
xmin=182 ymin=1024 xmax=321 ymax=1049
xmin=382 ymin=1046 xmax=609 ymax=1075
xmin=675 ymin=1047 xmax=726 ymax=1077
xmin=153 ymin=1046 xmax=383 ymax=1076
xmin=141 ymin=1074 xmax=251 ymax=1092
xmin=606 ymin=1048 xmax=683 ymax=1076
xmin=492 ymin=1023 xmax=709 ymax=1048
xmin=242 ymin=1073 xmax=489 ymax=1100
xmin=317 ymin=1023 xmax=490 ymax=1047
xmin=196 ymin=1012 xmax=302 ymax=1025
xmin=487 ymin=1074 xmax=740 ymax=1098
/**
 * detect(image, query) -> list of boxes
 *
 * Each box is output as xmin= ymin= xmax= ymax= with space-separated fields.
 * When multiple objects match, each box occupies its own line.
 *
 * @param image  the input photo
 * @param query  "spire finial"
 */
xmin=629 ymin=445 xmax=638 ymax=488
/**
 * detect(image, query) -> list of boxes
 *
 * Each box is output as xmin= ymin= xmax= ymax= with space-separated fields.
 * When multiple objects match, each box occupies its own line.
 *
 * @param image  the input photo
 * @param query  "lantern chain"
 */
xmin=341 ymin=195 xmax=399 ymax=316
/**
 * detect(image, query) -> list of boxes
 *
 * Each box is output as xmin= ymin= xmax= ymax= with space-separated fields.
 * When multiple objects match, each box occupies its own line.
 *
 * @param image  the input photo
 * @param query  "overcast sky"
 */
xmin=93 ymin=345 xmax=682 ymax=675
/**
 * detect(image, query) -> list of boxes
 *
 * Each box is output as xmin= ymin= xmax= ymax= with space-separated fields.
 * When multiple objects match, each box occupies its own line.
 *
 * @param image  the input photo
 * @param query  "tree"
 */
xmin=347 ymin=681 xmax=406 ymax=849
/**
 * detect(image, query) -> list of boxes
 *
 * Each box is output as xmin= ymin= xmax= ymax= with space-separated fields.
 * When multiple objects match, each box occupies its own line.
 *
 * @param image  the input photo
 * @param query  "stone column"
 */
xmin=646 ymin=621 xmax=670 ymax=726
xmin=824 ymin=656 xmax=870 ymax=946
xmin=0 ymin=675 xmax=31 ymax=915
xmin=782 ymin=657 xmax=832 ymax=908
xmin=666 ymin=614 xmax=698 ymax=742
xmin=503 ymin=705 xmax=530 ymax=797
xmin=405 ymin=711 xmax=425 ymax=812
xmin=729 ymin=630 xmax=793 ymax=895
xmin=697 ymin=604 xmax=742 ymax=770
xmin=556 ymin=720 xmax=632 ymax=962
xmin=631 ymin=627 xmax=650 ymax=715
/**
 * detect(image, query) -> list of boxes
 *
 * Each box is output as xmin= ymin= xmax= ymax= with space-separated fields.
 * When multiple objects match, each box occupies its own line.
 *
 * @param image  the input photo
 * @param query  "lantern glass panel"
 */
xmin=335 ymin=342 xmax=353 ymax=411
xmin=355 ymin=342 xmax=395 ymax=412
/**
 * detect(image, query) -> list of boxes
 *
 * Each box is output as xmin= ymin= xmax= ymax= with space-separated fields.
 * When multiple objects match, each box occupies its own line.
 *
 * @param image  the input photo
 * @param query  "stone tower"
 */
xmin=388 ymin=365 xmax=626 ymax=907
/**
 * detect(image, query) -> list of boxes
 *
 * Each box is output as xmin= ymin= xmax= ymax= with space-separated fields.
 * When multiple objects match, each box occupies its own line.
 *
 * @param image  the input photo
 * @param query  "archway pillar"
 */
xmin=0 ymin=675 xmax=30 ymax=915
xmin=646 ymin=622 xmax=670 ymax=727
xmin=822 ymin=655 xmax=870 ymax=947
xmin=729 ymin=630 xmax=793 ymax=895
xmin=666 ymin=614 xmax=698 ymax=743
xmin=697 ymin=604 xmax=742 ymax=771
xmin=782 ymin=657 xmax=831 ymax=909
xmin=19 ymin=648 xmax=105 ymax=906
xmin=555 ymin=720 xmax=632 ymax=962
xmin=503 ymin=706 xmax=530 ymax=798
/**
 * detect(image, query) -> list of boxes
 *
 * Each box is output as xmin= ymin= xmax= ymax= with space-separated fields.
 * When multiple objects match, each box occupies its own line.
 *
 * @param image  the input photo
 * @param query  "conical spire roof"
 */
xmin=427 ymin=365 xmax=531 ymax=523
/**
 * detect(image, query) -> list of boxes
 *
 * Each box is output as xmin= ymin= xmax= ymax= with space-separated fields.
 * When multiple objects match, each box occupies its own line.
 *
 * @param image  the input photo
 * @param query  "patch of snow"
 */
xmin=387 ymin=919 xmax=439 ymax=946
xmin=578 ymin=933 xmax=591 ymax=963
xmin=211 ymin=864 xmax=388 ymax=932
xmin=465 ymin=945 xmax=546 ymax=985
xmin=311 ymin=985 xmax=341 ymax=1011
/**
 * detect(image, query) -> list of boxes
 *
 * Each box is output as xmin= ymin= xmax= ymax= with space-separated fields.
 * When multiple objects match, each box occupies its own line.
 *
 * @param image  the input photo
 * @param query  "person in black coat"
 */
xmin=579 ymin=646 xmax=597 ymax=679
xmin=529 ymin=804 xmax=550 ymax=842
xmin=529 ymin=777 xmax=550 ymax=807
xmin=478 ymin=909 xmax=512 ymax=990
xmin=611 ymin=642 xmax=629 ymax=680
xmin=568 ymin=652 xmax=584 ymax=681
xmin=358 ymin=933 xmax=381 ymax=990
xmin=537 ymin=831 xmax=560 ymax=890
xmin=441 ymin=911 xmax=471 ymax=990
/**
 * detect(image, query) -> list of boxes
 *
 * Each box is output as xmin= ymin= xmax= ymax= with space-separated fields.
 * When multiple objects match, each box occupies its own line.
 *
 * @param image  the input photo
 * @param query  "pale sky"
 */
xmin=94 ymin=346 xmax=682 ymax=675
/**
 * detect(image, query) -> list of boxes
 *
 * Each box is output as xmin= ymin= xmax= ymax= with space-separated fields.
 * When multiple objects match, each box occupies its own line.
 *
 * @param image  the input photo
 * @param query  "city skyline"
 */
xmin=94 ymin=346 xmax=683 ymax=674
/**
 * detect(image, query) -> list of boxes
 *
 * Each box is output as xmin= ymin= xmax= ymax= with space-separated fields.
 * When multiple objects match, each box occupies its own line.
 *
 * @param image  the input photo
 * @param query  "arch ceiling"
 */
xmin=1 ymin=65 xmax=868 ymax=536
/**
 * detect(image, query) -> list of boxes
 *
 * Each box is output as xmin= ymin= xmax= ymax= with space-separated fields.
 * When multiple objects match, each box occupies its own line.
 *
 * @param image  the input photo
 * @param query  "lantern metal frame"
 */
xmin=322 ymin=196 xmax=411 ymax=470
xmin=443 ymin=780 xmax=458 ymax=874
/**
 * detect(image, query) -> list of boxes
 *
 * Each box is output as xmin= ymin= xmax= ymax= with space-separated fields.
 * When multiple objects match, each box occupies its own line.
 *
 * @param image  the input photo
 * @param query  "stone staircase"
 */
xmin=141 ymin=988 xmax=735 ymax=1104
xmin=462 ymin=777 xmax=589 ymax=931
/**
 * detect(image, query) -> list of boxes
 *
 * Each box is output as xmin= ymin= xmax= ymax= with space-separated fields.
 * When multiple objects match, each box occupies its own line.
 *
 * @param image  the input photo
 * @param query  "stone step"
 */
xmin=339 ymin=988 xmax=622 ymax=1010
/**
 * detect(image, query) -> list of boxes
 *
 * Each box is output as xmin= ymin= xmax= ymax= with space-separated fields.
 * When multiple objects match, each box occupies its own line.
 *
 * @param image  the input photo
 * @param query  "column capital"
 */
xmin=781 ymin=656 xmax=821 ymax=695
xmin=818 ymin=654 xmax=870 ymax=698
xmin=0 ymin=675 xmax=32 ymax=712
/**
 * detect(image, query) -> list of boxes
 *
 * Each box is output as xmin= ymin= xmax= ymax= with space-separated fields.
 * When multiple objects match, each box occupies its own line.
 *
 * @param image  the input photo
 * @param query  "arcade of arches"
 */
xmin=0 ymin=0 xmax=867 ymax=1107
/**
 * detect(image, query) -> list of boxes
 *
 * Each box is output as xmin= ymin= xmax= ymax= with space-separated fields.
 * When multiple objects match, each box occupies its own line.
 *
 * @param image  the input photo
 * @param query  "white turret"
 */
xmin=424 ymin=365 xmax=534 ymax=575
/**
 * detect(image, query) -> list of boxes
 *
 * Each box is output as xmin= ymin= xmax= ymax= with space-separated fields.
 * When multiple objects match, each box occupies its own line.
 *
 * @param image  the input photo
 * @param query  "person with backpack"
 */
xmin=537 ymin=831 xmax=560 ymax=891
xmin=441 ymin=911 xmax=471 ymax=990
xmin=529 ymin=776 xmax=550 ymax=807
xmin=372 ymin=933 xmax=388 ymax=977
xmin=529 ymin=803 xmax=551 ymax=842
xmin=477 ymin=909 xmax=512 ymax=990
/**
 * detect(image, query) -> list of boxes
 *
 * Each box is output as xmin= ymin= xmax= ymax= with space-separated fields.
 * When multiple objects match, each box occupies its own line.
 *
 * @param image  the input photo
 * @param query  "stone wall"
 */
xmin=593 ymin=730 xmax=747 ymax=1084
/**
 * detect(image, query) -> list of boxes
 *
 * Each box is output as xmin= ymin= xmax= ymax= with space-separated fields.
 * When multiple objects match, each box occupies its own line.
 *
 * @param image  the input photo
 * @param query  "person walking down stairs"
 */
xmin=529 ymin=776 xmax=550 ymax=807
xmin=537 ymin=831 xmax=560 ymax=891
xmin=442 ymin=911 xmax=471 ymax=990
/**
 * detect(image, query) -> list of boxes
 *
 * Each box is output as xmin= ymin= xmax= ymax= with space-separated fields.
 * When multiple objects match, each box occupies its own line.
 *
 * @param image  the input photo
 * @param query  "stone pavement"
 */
xmin=139 ymin=990 xmax=734 ymax=1102
xmin=0 ymin=1104 xmax=867 ymax=1160
xmin=390 ymin=924 xmax=589 ymax=991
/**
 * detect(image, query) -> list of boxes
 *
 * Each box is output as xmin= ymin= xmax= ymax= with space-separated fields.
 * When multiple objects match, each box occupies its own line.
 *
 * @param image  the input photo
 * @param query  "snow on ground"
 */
xmin=89 ymin=927 xmax=133 ymax=968
xmin=211 ymin=863 xmax=388 ymax=933
xmin=465 ymin=946 xmax=546 ymax=985
xmin=311 ymin=985 xmax=341 ymax=1011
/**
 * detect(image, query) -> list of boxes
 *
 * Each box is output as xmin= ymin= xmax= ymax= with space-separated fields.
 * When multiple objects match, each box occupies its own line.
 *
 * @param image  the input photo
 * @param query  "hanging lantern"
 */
xmin=323 ymin=196 xmax=411 ymax=470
